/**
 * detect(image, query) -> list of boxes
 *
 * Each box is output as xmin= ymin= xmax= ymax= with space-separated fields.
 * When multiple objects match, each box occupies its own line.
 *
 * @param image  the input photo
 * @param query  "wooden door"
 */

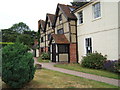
xmin=52 ymin=44 xmax=56 ymax=62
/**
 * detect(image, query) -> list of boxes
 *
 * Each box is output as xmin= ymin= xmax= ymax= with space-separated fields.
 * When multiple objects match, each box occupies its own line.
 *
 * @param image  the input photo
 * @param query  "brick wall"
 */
xmin=69 ymin=43 xmax=77 ymax=63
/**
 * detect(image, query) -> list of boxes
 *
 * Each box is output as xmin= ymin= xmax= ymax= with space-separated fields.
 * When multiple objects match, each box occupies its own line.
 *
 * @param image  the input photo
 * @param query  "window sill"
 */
xmin=92 ymin=17 xmax=102 ymax=22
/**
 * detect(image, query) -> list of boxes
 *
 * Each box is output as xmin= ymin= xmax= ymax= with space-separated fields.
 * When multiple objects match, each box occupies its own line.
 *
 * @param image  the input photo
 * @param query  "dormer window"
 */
xmin=57 ymin=28 xmax=64 ymax=34
xmin=59 ymin=14 xmax=62 ymax=21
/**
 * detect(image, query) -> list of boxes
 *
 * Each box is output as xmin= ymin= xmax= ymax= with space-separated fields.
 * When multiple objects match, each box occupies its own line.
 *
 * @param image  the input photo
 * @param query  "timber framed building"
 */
xmin=38 ymin=0 xmax=120 ymax=63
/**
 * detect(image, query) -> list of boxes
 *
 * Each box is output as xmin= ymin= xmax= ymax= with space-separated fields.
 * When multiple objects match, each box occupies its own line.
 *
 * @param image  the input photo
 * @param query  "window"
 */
xmin=48 ymin=33 xmax=51 ymax=40
xmin=85 ymin=38 xmax=92 ymax=54
xmin=58 ymin=45 xmax=68 ymax=53
xmin=78 ymin=11 xmax=83 ymax=24
xmin=93 ymin=2 xmax=101 ymax=19
xmin=57 ymin=28 xmax=64 ymax=34
xmin=48 ymin=22 xmax=50 ymax=27
xmin=59 ymin=14 xmax=62 ymax=21
xmin=41 ymin=37 xmax=44 ymax=42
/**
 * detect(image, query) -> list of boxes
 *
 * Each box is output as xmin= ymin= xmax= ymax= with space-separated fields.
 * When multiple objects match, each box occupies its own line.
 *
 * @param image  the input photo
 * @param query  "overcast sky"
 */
xmin=0 ymin=0 xmax=73 ymax=31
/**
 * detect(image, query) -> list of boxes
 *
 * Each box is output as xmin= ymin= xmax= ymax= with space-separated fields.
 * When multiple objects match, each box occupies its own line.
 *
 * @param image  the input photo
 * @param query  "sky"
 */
xmin=0 ymin=0 xmax=73 ymax=31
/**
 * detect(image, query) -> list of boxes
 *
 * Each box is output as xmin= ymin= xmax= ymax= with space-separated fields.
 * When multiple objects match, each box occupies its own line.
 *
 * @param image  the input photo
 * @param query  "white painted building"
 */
xmin=74 ymin=0 xmax=120 ymax=62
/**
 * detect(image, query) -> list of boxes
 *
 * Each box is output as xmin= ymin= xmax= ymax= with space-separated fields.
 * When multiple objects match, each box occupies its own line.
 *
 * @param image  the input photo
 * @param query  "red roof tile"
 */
xmin=47 ymin=13 xmax=55 ymax=25
xmin=58 ymin=4 xmax=77 ymax=20
xmin=51 ymin=34 xmax=69 ymax=44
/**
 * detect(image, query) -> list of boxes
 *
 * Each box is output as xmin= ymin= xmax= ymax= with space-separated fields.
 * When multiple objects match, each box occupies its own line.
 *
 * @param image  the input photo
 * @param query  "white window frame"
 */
xmin=78 ymin=10 xmax=83 ymax=25
xmin=93 ymin=2 xmax=101 ymax=19
xmin=84 ymin=37 xmax=93 ymax=55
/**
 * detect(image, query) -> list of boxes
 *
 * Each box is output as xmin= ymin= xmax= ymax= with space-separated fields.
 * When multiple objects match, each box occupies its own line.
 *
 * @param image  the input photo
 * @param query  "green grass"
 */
xmin=37 ymin=57 xmax=51 ymax=63
xmin=54 ymin=63 xmax=119 ymax=79
xmin=2 ymin=68 xmax=118 ymax=88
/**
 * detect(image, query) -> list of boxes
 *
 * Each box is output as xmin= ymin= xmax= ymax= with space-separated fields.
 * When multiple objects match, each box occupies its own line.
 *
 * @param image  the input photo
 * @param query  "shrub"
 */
xmin=41 ymin=52 xmax=50 ymax=60
xmin=103 ymin=60 xmax=120 ymax=73
xmin=81 ymin=52 xmax=107 ymax=69
xmin=2 ymin=43 xmax=35 ymax=88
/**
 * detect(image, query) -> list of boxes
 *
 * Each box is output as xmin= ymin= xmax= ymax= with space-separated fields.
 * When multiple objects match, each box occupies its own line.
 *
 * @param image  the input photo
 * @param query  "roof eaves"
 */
xmin=73 ymin=1 xmax=95 ymax=13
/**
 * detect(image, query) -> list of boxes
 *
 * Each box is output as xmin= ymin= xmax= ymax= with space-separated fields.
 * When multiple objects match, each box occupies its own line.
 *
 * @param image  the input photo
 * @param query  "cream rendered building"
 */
xmin=74 ymin=0 xmax=120 ymax=62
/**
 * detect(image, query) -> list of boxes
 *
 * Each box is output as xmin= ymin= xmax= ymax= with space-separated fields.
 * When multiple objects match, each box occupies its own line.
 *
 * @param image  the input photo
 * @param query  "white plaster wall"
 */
xmin=50 ymin=45 xmax=52 ymax=61
xmin=118 ymin=28 xmax=120 ymax=59
xmin=118 ymin=1 xmax=120 ymax=59
xmin=75 ymin=1 xmax=119 ymax=62
xmin=36 ymin=49 xmax=39 ymax=57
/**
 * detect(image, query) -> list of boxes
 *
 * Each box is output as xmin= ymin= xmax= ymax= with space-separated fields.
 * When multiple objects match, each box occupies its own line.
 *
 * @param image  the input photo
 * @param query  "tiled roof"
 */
xmin=38 ymin=20 xmax=45 ymax=30
xmin=51 ymin=34 xmax=69 ymax=44
xmin=47 ymin=13 xmax=55 ymax=25
xmin=58 ymin=3 xmax=77 ymax=20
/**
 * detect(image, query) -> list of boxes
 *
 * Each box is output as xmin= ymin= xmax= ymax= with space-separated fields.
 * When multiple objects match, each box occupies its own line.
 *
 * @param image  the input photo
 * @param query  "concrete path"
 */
xmin=34 ymin=58 xmax=120 ymax=87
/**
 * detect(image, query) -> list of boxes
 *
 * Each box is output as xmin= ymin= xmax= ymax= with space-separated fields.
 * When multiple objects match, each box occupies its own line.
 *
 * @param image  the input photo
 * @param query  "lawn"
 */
xmin=54 ymin=63 xmax=119 ymax=79
xmin=2 ymin=69 xmax=118 ymax=88
xmin=37 ymin=57 xmax=50 ymax=63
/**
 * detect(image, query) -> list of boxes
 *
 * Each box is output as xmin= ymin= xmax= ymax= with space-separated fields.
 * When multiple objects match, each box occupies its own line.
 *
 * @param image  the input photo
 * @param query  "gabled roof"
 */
xmin=58 ymin=4 xmax=77 ymax=20
xmin=38 ymin=19 xmax=45 ymax=31
xmin=49 ymin=34 xmax=70 ymax=45
xmin=44 ymin=13 xmax=55 ymax=30
xmin=47 ymin=13 xmax=55 ymax=25
xmin=55 ymin=4 xmax=77 ymax=22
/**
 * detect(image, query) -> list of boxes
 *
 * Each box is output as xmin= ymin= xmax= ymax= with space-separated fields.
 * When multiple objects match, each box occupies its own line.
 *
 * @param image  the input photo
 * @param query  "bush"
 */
xmin=81 ymin=52 xmax=107 ymax=69
xmin=2 ymin=43 xmax=35 ymax=88
xmin=103 ymin=60 xmax=120 ymax=73
xmin=41 ymin=52 xmax=50 ymax=60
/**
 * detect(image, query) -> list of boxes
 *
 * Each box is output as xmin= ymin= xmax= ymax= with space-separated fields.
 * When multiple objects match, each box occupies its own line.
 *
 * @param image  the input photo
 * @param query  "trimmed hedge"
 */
xmin=81 ymin=52 xmax=107 ymax=69
xmin=2 ymin=43 xmax=35 ymax=88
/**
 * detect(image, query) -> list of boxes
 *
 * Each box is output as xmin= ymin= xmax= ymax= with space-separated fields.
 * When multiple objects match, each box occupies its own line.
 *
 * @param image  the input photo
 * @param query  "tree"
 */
xmin=2 ymin=29 xmax=19 ymax=42
xmin=10 ymin=22 xmax=30 ymax=33
xmin=16 ymin=34 xmax=33 ymax=48
xmin=1 ymin=22 xmax=37 ymax=48
xmin=2 ymin=43 xmax=35 ymax=88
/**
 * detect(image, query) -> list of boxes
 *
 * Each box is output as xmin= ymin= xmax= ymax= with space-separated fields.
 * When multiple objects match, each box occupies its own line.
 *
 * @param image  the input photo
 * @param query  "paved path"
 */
xmin=34 ymin=58 xmax=120 ymax=87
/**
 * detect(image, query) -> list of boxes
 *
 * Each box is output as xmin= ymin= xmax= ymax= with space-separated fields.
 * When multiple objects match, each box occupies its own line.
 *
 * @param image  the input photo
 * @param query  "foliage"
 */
xmin=2 ymin=43 xmax=35 ymax=88
xmin=103 ymin=60 xmax=120 ymax=73
xmin=2 ymin=29 xmax=19 ymax=42
xmin=41 ymin=52 xmax=50 ymax=60
xmin=16 ymin=34 xmax=33 ymax=48
xmin=1 ymin=22 xmax=37 ymax=48
xmin=10 ymin=22 xmax=30 ymax=33
xmin=81 ymin=52 xmax=107 ymax=69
